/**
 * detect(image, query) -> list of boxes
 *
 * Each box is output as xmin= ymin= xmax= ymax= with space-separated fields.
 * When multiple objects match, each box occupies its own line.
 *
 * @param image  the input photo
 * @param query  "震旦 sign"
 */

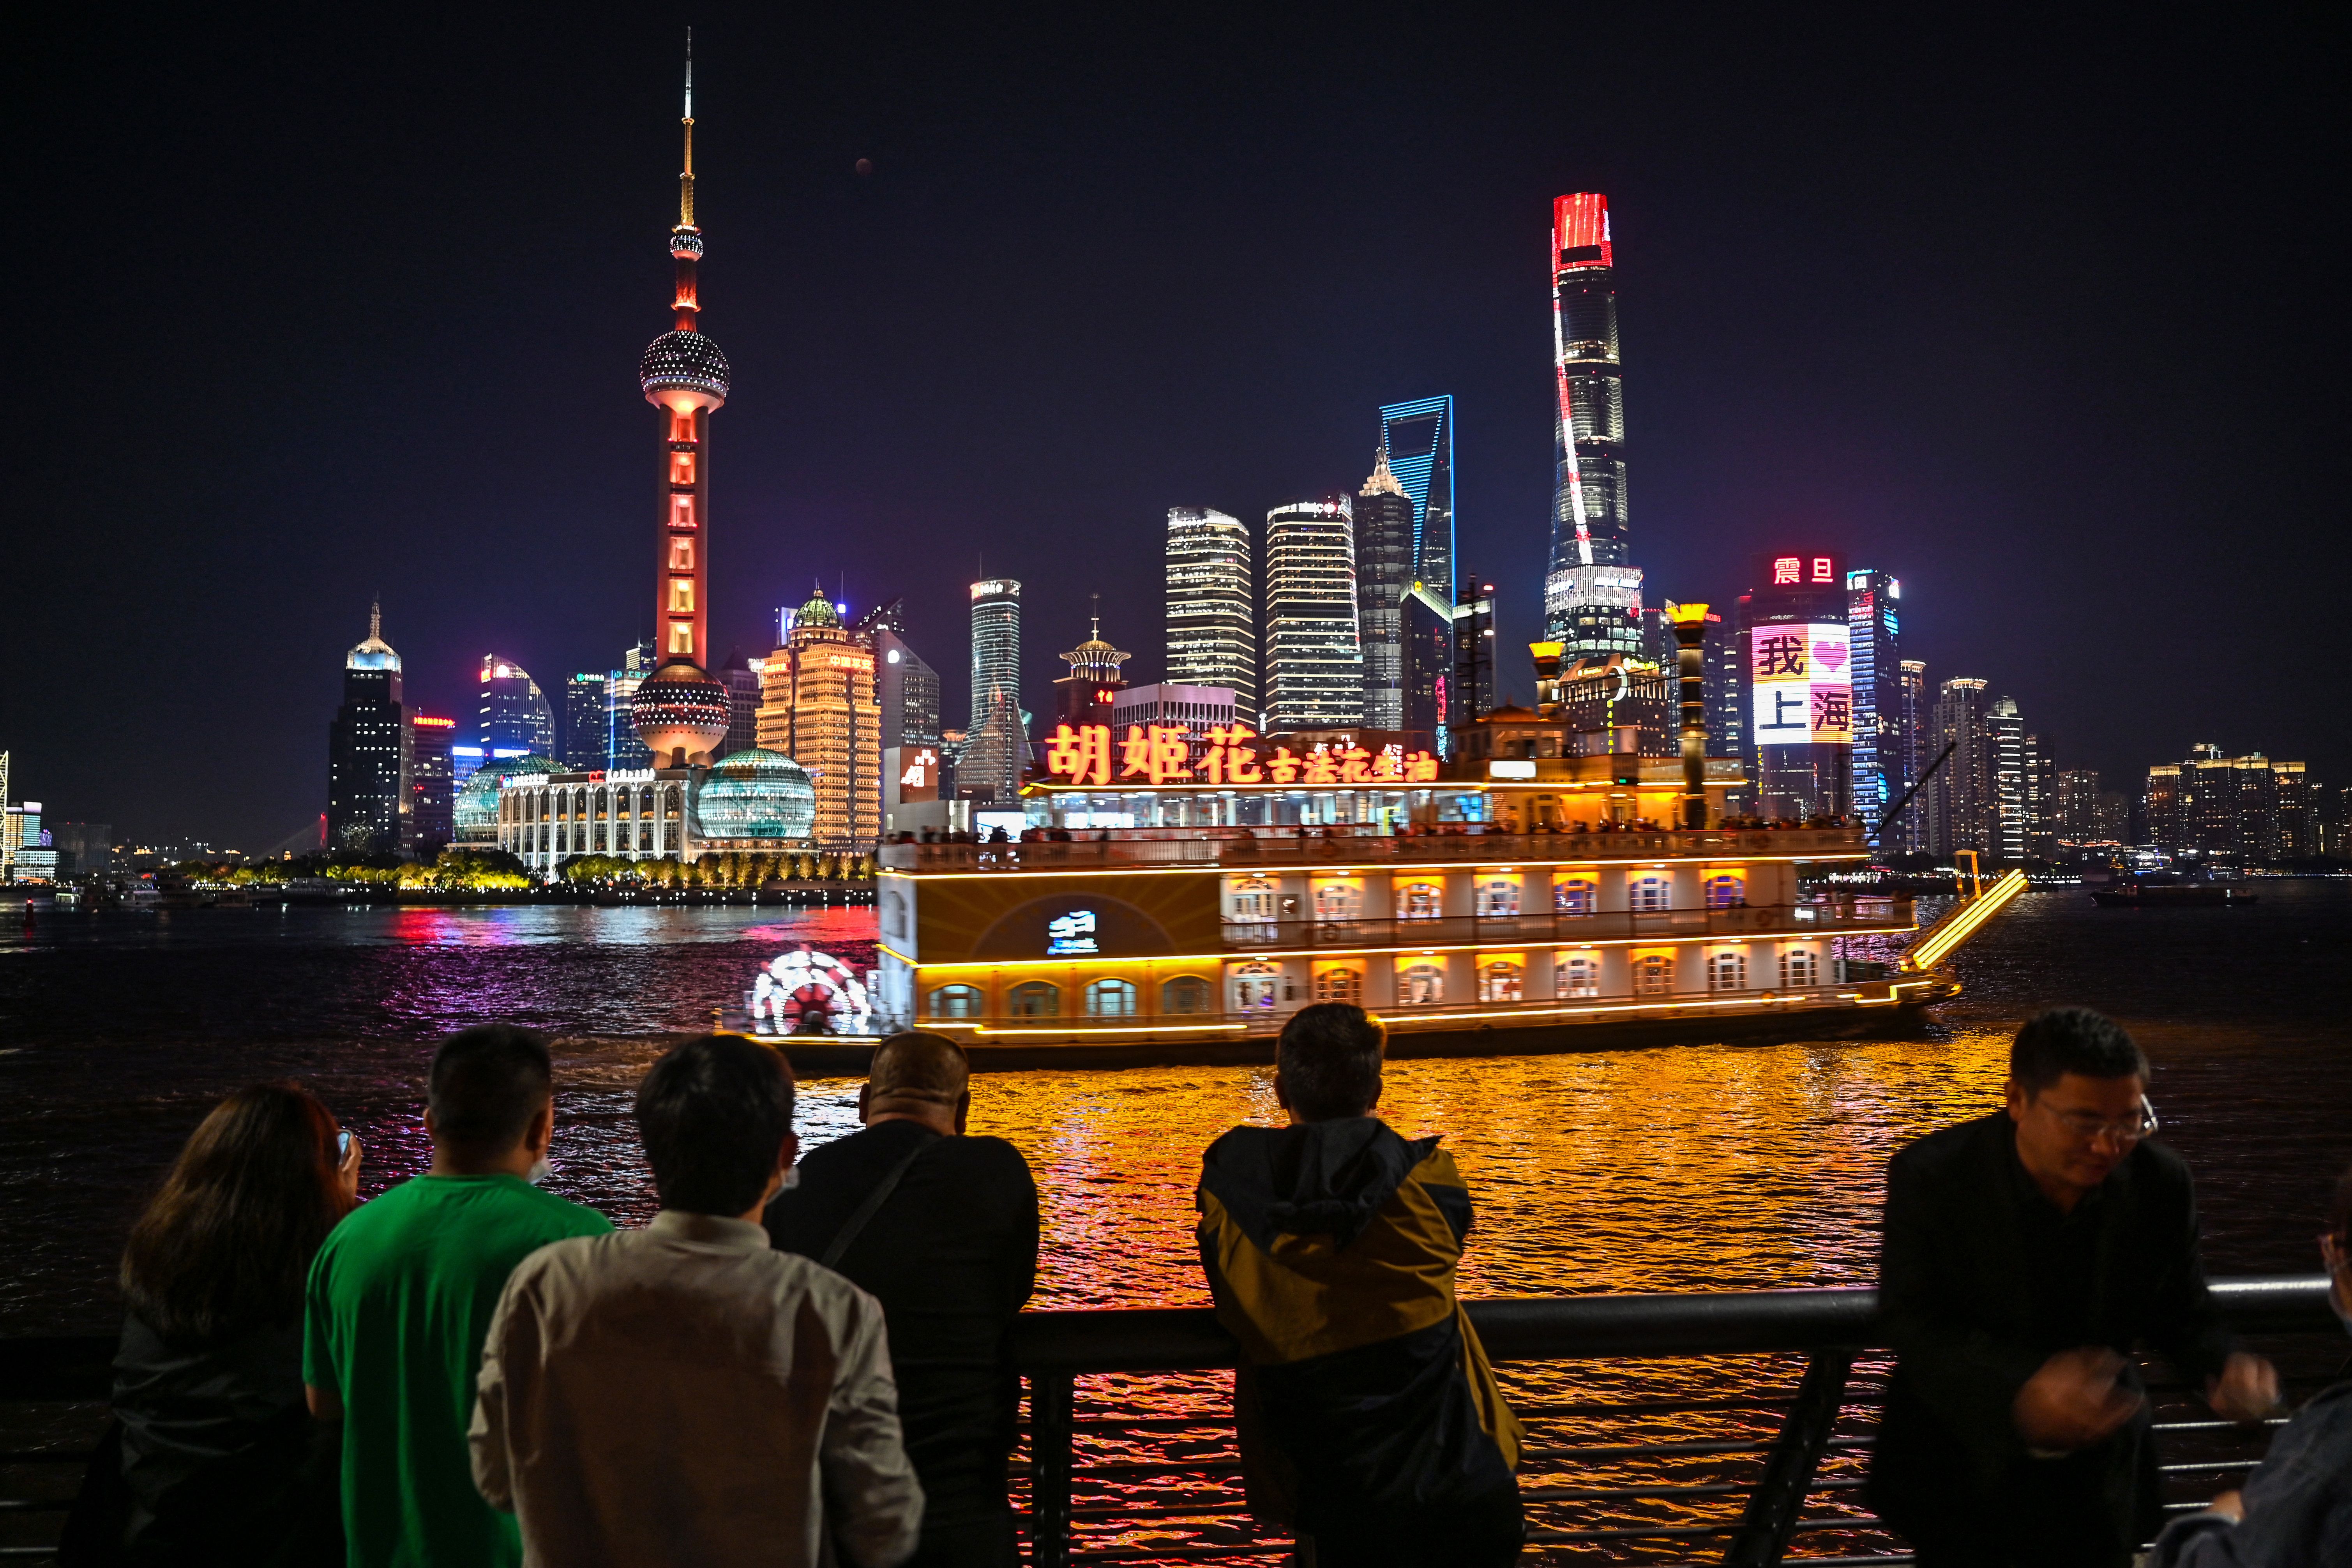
xmin=1043 ymin=723 xmax=1441 ymax=788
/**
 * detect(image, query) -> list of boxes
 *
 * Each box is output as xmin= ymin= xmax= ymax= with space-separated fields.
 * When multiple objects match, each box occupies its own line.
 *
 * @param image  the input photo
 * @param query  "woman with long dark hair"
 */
xmin=71 ymin=1082 xmax=359 ymax=1565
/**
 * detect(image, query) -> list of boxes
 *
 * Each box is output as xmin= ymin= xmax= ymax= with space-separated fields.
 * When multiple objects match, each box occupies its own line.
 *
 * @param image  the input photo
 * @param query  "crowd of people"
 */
xmin=55 ymin=1007 xmax=2350 ymax=1567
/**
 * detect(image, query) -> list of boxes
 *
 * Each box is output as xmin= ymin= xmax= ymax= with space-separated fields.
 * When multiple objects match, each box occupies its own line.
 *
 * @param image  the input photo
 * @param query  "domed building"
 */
xmin=694 ymin=748 xmax=817 ymax=844
xmin=327 ymin=602 xmax=411 ymax=858
xmin=452 ymin=755 xmax=558 ymax=848
xmin=756 ymin=586 xmax=881 ymax=850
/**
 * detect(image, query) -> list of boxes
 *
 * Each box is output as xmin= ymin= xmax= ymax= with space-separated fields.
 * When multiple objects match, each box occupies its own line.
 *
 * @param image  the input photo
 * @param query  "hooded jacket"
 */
xmin=1195 ymin=1117 xmax=1522 ymax=1535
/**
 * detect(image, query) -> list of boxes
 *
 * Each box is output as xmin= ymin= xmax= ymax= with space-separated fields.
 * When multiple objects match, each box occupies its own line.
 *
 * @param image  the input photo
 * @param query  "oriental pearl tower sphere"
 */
xmin=631 ymin=37 xmax=735 ymax=768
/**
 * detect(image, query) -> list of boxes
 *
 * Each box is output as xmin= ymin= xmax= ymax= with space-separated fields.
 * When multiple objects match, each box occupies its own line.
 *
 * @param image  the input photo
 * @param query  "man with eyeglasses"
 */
xmin=1869 ymin=1007 xmax=2280 ymax=1568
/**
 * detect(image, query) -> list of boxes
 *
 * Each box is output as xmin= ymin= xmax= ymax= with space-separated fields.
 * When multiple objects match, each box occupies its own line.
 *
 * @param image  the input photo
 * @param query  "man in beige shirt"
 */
xmin=470 ymin=1035 xmax=923 ymax=1567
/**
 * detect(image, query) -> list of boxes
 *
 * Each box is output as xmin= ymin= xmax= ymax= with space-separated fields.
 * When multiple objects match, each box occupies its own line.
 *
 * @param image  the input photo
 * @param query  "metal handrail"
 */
xmin=1220 ymin=901 xmax=1913 ymax=950
xmin=879 ymin=828 xmax=1870 ymax=873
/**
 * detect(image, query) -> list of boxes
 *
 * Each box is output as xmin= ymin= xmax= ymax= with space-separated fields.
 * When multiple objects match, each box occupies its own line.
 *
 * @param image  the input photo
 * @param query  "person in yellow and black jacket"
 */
xmin=1195 ymin=1002 xmax=1525 ymax=1566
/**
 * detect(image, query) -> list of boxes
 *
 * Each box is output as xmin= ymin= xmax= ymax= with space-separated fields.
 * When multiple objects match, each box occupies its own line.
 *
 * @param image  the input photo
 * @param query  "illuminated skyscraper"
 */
xmin=409 ymin=714 xmax=456 ymax=853
xmin=1354 ymin=448 xmax=1413 ymax=730
xmin=1543 ymin=194 xmax=1640 ymax=659
xmin=1263 ymin=497 xmax=1363 ymax=733
xmin=857 ymin=600 xmax=941 ymax=753
xmin=607 ymin=642 xmax=655 ymax=770
xmin=562 ymin=673 xmax=609 ymax=770
xmin=757 ymin=588 xmax=881 ymax=848
xmin=716 ymin=649 xmax=761 ymax=759
xmin=1165 ymin=507 xmax=1255 ymax=714
xmin=1897 ymin=659 xmax=1930 ymax=850
xmin=1926 ymin=678 xmax=1993 ymax=858
xmin=1378 ymin=397 xmax=1455 ymax=605
xmin=1845 ymin=568 xmax=1905 ymax=845
xmin=964 ymin=578 xmax=1027 ymax=802
xmin=478 ymin=655 xmax=556 ymax=758
xmin=630 ymin=41 xmax=734 ymax=768
xmin=328 ymin=602 xmax=411 ymax=857
xmin=1739 ymin=551 xmax=1851 ymax=821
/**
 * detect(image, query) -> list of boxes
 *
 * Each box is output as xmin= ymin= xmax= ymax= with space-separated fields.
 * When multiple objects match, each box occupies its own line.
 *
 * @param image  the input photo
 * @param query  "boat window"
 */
xmin=1556 ymin=954 xmax=1600 ymax=999
xmin=1313 ymin=967 xmax=1362 ymax=1005
xmin=1476 ymin=880 xmax=1520 ymax=918
xmin=1312 ymin=882 xmax=1362 ymax=919
xmin=1233 ymin=962 xmax=1281 ymax=1011
xmin=1161 ymin=976 xmax=1213 ymax=1015
xmin=1006 ymin=980 xmax=1061 ymax=1017
xmin=1396 ymin=881 xmax=1445 ymax=920
xmin=1631 ymin=874 xmax=1671 ymax=912
xmin=1229 ymin=876 xmax=1280 ymax=921
xmin=1398 ymin=962 xmax=1445 ymax=1005
xmin=1780 ymin=949 xmax=1819 ymax=990
xmin=1085 ymin=978 xmax=1138 ymax=1017
xmin=1555 ymin=877 xmax=1596 ymax=916
xmin=927 ymin=984 xmax=983 ymax=1019
xmin=1708 ymin=950 xmax=1748 ymax=992
xmin=1705 ymin=874 xmax=1745 ymax=909
xmin=1478 ymin=961 xmax=1523 ymax=1002
xmin=1634 ymin=954 xmax=1675 ymax=996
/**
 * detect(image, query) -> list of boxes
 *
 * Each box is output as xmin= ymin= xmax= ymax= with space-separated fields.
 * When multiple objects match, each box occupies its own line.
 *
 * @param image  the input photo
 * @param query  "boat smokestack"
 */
xmin=1668 ymin=603 xmax=1711 ymax=830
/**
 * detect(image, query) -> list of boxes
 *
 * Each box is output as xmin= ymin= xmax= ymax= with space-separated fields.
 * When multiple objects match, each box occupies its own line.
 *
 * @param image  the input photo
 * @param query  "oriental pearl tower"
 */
xmin=630 ymin=37 xmax=735 ymax=768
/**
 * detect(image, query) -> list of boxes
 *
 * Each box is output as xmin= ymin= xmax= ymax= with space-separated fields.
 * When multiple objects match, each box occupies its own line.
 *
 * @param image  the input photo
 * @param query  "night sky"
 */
xmin=7 ymin=7 xmax=2345 ymax=849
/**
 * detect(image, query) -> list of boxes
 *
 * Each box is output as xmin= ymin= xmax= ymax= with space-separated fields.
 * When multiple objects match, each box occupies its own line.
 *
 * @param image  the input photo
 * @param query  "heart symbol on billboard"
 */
xmin=1811 ymin=640 xmax=1848 ymax=673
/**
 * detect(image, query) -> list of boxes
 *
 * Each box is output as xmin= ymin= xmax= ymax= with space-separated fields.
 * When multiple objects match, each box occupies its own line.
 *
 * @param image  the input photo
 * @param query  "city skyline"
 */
xmin=4 ymin=12 xmax=2343 ymax=845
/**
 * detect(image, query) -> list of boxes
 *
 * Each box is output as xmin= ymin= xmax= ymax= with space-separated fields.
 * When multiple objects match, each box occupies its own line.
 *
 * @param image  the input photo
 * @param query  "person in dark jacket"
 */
xmin=1869 ymin=1008 xmax=2280 ymax=1568
xmin=2147 ymin=1161 xmax=2352 ymax=1566
xmin=1194 ymin=1002 xmax=1524 ymax=1568
xmin=767 ymin=1031 xmax=1038 ymax=1568
xmin=72 ymin=1082 xmax=358 ymax=1567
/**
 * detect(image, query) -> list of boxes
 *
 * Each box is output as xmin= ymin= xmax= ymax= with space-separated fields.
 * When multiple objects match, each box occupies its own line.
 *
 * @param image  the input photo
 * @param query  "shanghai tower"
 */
xmin=1543 ymin=193 xmax=1641 ymax=660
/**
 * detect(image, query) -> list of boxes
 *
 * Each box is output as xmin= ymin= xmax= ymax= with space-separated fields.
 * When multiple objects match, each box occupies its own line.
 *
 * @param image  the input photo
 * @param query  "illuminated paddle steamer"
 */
xmin=874 ymin=611 xmax=1970 ymax=1065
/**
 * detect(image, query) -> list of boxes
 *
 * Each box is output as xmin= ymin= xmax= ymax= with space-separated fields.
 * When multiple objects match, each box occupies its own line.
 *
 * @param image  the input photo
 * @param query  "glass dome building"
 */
xmin=452 ymin=754 xmax=560 ymax=845
xmin=694 ymin=748 xmax=817 ymax=843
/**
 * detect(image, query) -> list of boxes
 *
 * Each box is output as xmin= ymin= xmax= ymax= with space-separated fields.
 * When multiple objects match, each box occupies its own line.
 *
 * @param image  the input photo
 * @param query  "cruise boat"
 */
xmin=871 ymin=734 xmax=1975 ymax=1070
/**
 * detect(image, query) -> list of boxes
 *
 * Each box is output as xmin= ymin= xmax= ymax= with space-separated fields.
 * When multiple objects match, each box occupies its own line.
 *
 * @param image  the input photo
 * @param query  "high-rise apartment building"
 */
xmin=1543 ymin=194 xmax=1640 ymax=658
xmin=1925 ymin=678 xmax=1993 ymax=859
xmin=2143 ymin=745 xmax=2309 ymax=863
xmin=716 ymin=649 xmax=761 ymax=759
xmin=562 ymin=674 xmax=609 ymax=770
xmin=479 ymin=655 xmax=556 ymax=759
xmin=1165 ymin=508 xmax=1256 ymax=716
xmin=1986 ymin=697 xmax=2026 ymax=863
xmin=1354 ymin=449 xmax=1414 ymax=731
xmin=2020 ymin=729 xmax=2058 ymax=860
xmin=1845 ymin=569 xmax=1905 ymax=846
xmin=2056 ymin=769 xmax=2104 ymax=843
xmin=2276 ymin=761 xmax=2315 ymax=858
xmin=756 ymin=589 xmax=881 ymax=848
xmin=1263 ymin=497 xmax=1363 ymax=733
xmin=1896 ymin=661 xmax=1931 ymax=850
xmin=1379 ymin=396 xmax=1456 ymax=605
xmin=962 ymin=578 xmax=1027 ymax=802
xmin=410 ymin=714 xmax=456 ymax=854
xmin=328 ymin=603 xmax=412 ymax=858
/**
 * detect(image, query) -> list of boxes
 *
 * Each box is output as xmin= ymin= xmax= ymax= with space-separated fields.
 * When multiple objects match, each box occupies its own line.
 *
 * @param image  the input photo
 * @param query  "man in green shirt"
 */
xmin=304 ymin=1025 xmax=611 ymax=1568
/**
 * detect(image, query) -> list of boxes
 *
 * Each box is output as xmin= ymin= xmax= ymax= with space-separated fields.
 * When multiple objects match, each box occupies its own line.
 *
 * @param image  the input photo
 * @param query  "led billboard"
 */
xmin=1750 ymin=622 xmax=1852 ymax=746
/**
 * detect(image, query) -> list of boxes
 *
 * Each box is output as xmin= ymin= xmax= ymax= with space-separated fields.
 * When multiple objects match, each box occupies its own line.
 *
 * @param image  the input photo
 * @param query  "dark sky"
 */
xmin=6 ymin=5 xmax=2346 ymax=848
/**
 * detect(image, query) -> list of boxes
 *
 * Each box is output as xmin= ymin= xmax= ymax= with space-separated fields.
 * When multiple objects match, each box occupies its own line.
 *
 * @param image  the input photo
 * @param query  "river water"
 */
xmin=4 ymin=885 xmax=2347 ymax=1558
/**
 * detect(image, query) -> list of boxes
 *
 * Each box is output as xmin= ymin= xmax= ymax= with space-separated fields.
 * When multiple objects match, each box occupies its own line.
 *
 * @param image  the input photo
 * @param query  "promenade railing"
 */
xmin=880 ymin=828 xmax=1869 ymax=874
xmin=1218 ymin=900 xmax=1912 ymax=951
xmin=3 ymin=1277 xmax=2332 ymax=1565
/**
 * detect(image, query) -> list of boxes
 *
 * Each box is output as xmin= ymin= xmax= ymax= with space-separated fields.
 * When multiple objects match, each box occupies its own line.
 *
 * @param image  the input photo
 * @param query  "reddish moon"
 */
xmin=855 ymin=158 xmax=873 ymax=176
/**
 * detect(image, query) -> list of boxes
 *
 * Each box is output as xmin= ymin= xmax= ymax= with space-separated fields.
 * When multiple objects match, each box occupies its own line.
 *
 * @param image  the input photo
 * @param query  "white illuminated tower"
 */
xmin=631 ymin=38 xmax=735 ymax=768
xmin=1164 ymin=507 xmax=1256 ymax=713
xmin=1543 ymin=193 xmax=1642 ymax=659
xmin=1263 ymin=496 xmax=1363 ymax=733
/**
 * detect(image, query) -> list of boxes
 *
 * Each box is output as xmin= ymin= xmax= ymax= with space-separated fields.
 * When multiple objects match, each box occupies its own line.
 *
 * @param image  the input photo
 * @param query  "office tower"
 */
xmin=756 ymin=588 xmax=881 ymax=847
xmin=1925 ymin=678 xmax=1993 ymax=858
xmin=607 ymin=642 xmax=655 ymax=770
xmin=2056 ymin=769 xmax=2103 ymax=842
xmin=477 ymin=656 xmax=555 ymax=759
xmin=629 ymin=44 xmax=735 ymax=768
xmin=1985 ymin=698 xmax=2026 ymax=862
xmin=963 ymin=578 xmax=1027 ymax=802
xmin=1354 ymin=448 xmax=1414 ymax=730
xmin=1543 ymin=194 xmax=1640 ymax=657
xmin=2275 ymin=761 xmax=2314 ymax=858
xmin=328 ymin=602 xmax=412 ymax=858
xmin=1263 ymin=497 xmax=1363 ymax=733
xmin=409 ymin=714 xmax=456 ymax=854
xmin=1742 ymin=551 xmax=1852 ymax=821
xmin=1378 ymin=396 xmax=1456 ymax=604
xmin=1449 ymin=576 xmax=1498 ymax=730
xmin=716 ymin=649 xmax=761 ymax=759
xmin=1112 ymin=684 xmax=1236 ymax=737
xmin=2021 ymin=730 xmax=2058 ymax=860
xmin=1699 ymin=611 xmax=1746 ymax=810
xmin=562 ymin=674 xmax=609 ymax=770
xmin=1165 ymin=507 xmax=1256 ymax=715
xmin=1896 ymin=660 xmax=1930 ymax=849
xmin=1845 ymin=569 xmax=1904 ymax=846
xmin=1397 ymin=585 xmax=1455 ymax=750
xmin=852 ymin=599 xmax=941 ymax=752
xmin=4 ymin=802 xmax=53 ymax=883
xmin=1053 ymin=609 xmax=1130 ymax=727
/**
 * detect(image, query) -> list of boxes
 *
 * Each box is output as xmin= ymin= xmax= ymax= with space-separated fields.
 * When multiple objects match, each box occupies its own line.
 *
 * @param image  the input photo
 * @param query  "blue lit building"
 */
xmin=1845 ymin=569 xmax=1904 ymax=845
xmin=1378 ymin=396 xmax=1455 ymax=607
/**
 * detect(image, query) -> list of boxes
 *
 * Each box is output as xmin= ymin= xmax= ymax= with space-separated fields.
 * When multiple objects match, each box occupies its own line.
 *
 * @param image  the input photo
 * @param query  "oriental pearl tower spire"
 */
xmin=631 ymin=33 xmax=735 ymax=768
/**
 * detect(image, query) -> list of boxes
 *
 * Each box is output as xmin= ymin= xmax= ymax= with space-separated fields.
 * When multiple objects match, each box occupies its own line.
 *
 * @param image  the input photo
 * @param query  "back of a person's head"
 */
xmin=1276 ymin=1003 xmax=1386 ymax=1122
xmin=429 ymin=1024 xmax=553 ymax=1159
xmin=635 ymin=1035 xmax=796 ymax=1215
xmin=2010 ymin=1007 xmax=2149 ymax=1097
xmin=121 ymin=1082 xmax=348 ymax=1345
xmin=867 ymin=1031 xmax=969 ymax=1109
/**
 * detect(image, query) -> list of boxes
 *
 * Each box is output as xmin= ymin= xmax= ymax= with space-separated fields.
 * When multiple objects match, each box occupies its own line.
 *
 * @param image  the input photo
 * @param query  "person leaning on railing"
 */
xmin=61 ymin=1082 xmax=359 ymax=1567
xmin=2147 ymin=1162 xmax=2352 ymax=1566
xmin=1194 ymin=1003 xmax=1525 ymax=1567
xmin=1868 ymin=1007 xmax=2280 ymax=1568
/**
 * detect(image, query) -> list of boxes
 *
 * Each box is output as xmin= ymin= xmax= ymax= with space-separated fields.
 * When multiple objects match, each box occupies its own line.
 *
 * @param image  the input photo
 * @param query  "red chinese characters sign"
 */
xmin=1044 ymin=723 xmax=1439 ymax=788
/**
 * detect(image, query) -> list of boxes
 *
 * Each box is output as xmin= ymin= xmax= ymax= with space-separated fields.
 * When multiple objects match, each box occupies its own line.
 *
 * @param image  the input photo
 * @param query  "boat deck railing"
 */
xmin=881 ymin=828 xmax=1869 ymax=874
xmin=1218 ymin=899 xmax=1913 ymax=951
xmin=3 ymin=1277 xmax=2332 ymax=1566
